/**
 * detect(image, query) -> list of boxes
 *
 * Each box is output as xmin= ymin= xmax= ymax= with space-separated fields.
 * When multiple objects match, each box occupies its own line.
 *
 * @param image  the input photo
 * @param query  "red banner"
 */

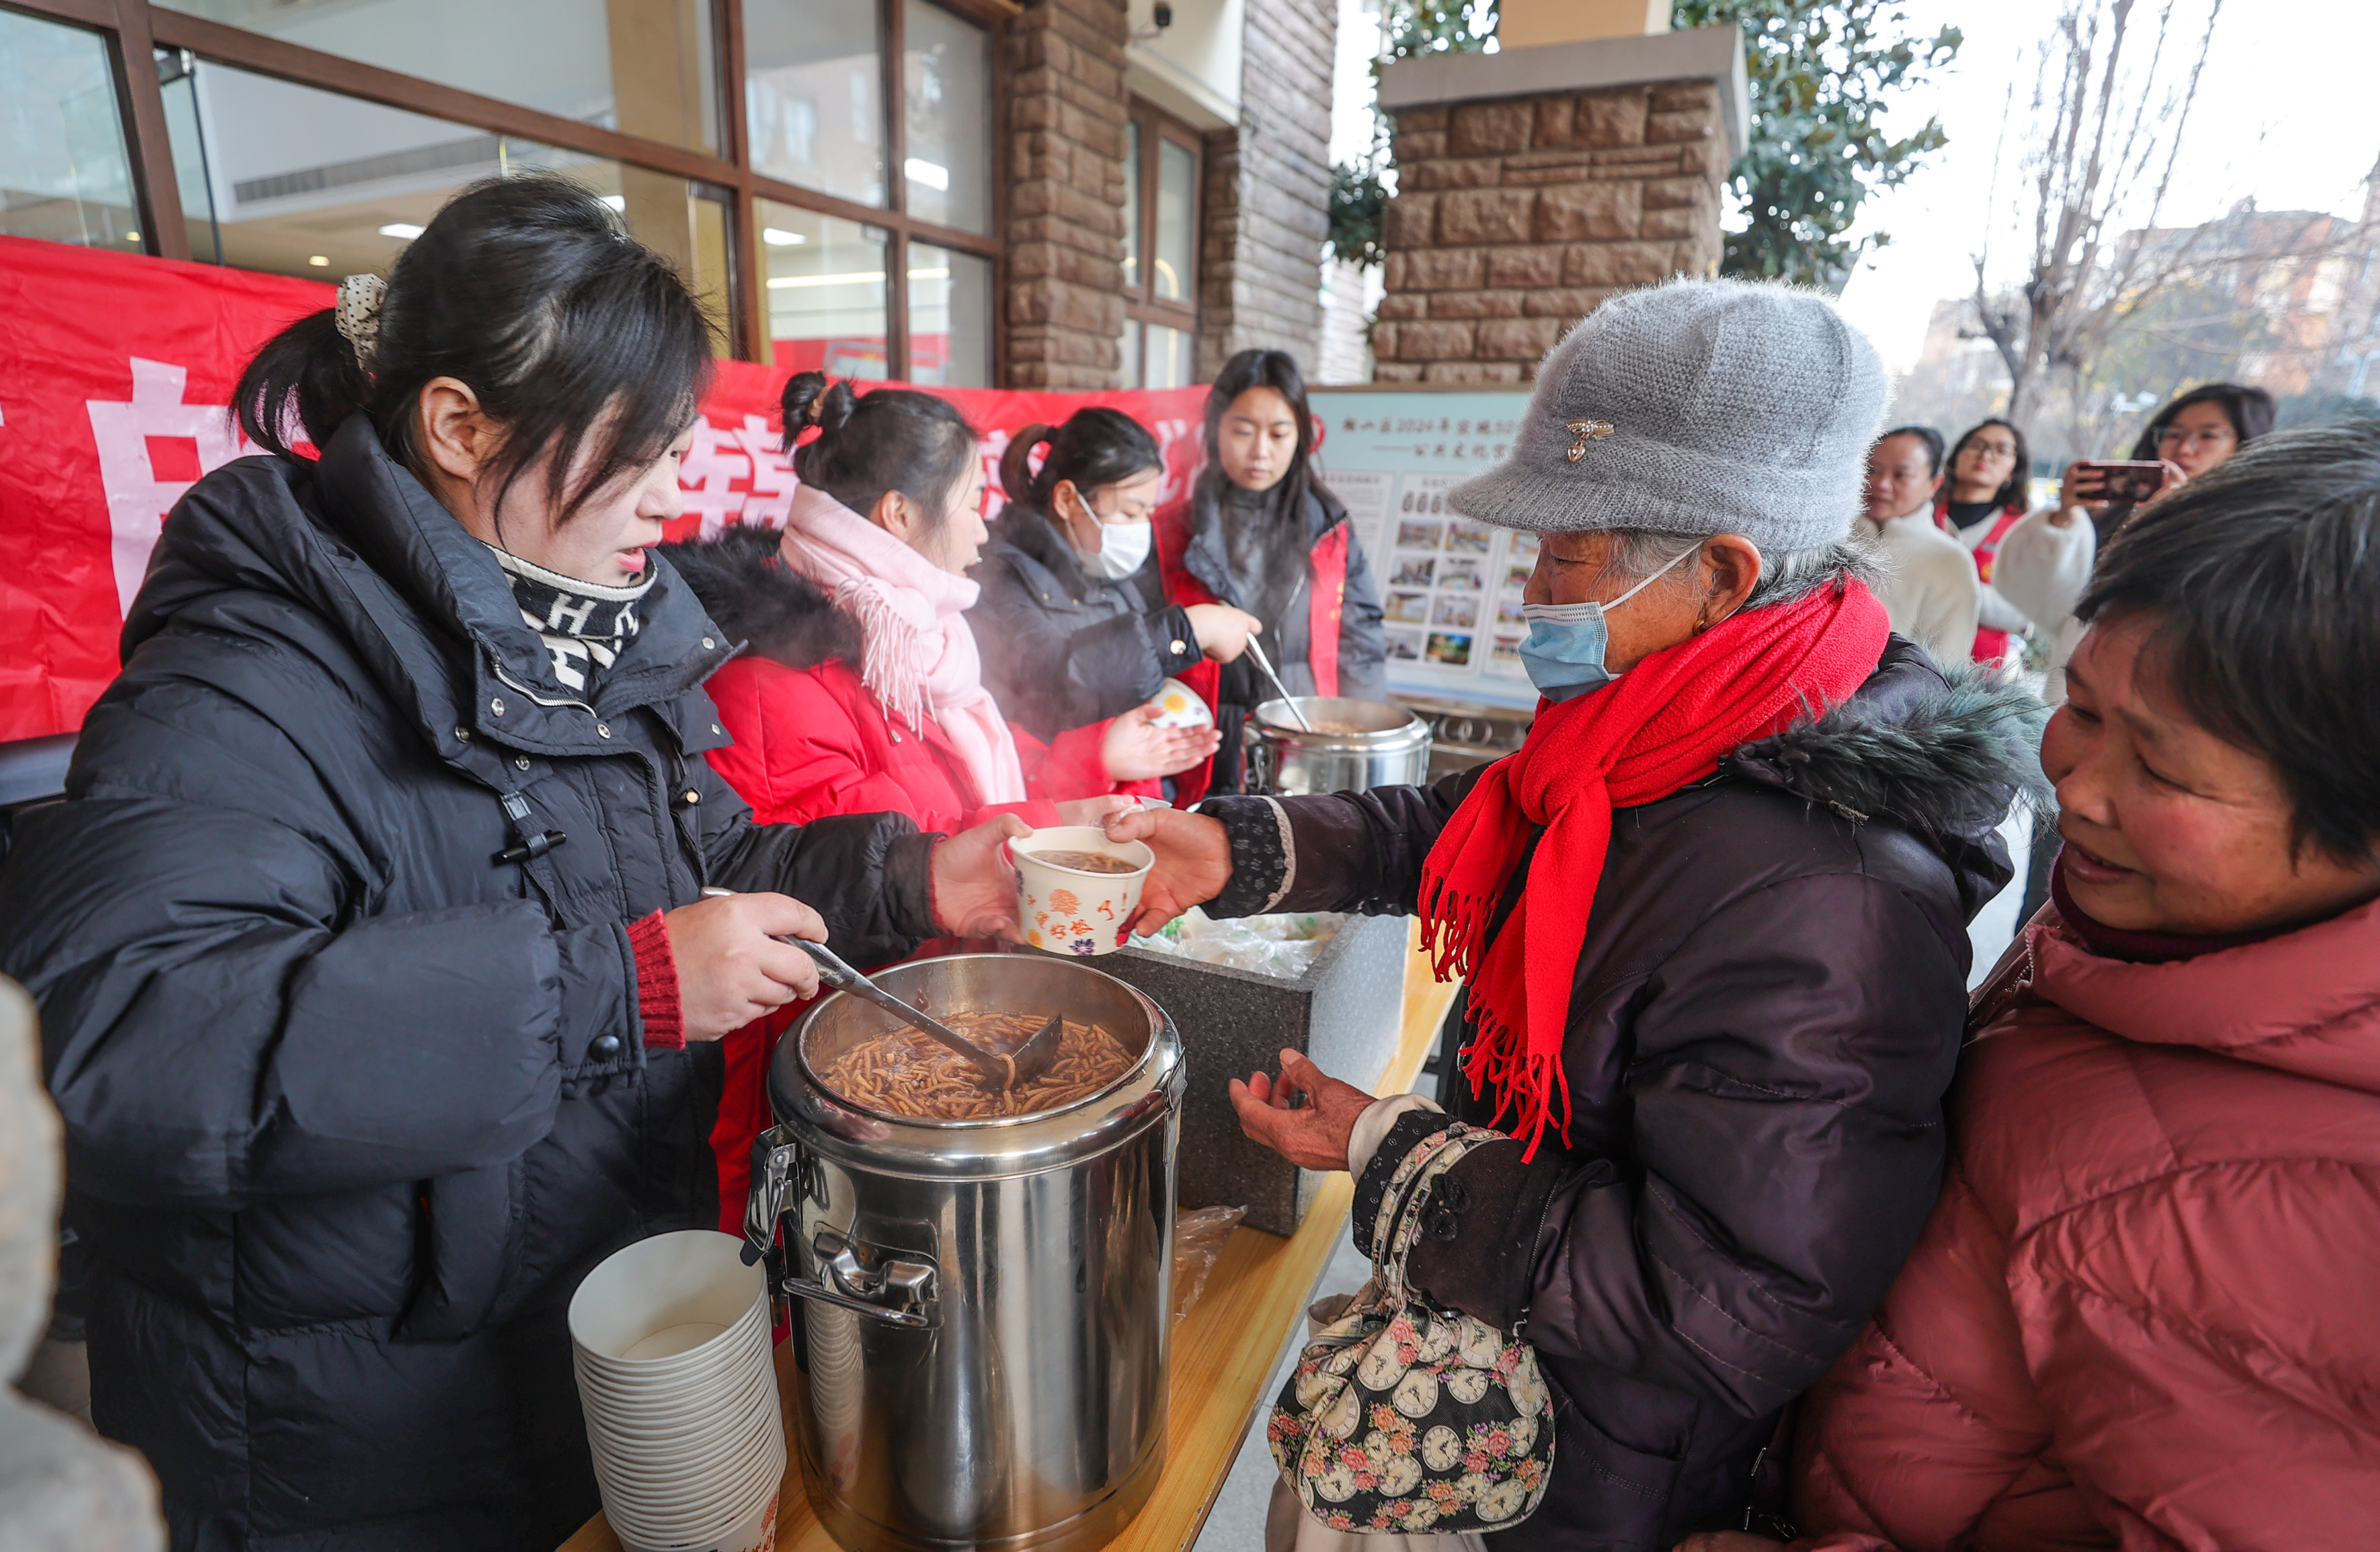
xmin=0 ymin=235 xmax=1211 ymax=744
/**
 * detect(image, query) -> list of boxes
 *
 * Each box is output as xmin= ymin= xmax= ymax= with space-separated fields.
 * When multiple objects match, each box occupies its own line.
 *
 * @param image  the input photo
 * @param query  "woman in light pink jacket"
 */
xmin=1681 ymin=422 xmax=2380 ymax=1552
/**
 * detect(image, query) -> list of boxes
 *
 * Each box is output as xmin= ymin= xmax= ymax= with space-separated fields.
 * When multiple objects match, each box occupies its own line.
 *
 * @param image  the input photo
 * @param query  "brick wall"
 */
xmin=1195 ymin=0 xmax=1337 ymax=379
xmin=1004 ymin=0 xmax=1132 ymax=389
xmin=1372 ymin=79 xmax=1726 ymax=383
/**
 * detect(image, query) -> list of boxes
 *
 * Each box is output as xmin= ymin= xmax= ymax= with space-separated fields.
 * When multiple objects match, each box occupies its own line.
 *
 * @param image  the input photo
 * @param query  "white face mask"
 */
xmin=1075 ymin=518 xmax=1153 ymax=580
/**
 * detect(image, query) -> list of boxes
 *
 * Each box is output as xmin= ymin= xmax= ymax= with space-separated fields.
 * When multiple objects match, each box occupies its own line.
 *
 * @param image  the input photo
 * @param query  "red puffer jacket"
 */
xmin=660 ymin=529 xmax=1152 ymax=1227
xmin=1791 ymin=891 xmax=2380 ymax=1551
xmin=701 ymin=653 xmax=1116 ymax=833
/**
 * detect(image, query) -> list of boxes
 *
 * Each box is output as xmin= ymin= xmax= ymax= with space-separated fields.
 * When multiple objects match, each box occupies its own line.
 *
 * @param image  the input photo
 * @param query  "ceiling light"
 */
xmin=378 ymin=222 xmax=425 ymax=239
xmin=903 ymin=157 xmax=949 ymax=192
xmin=762 ymin=227 xmax=806 ymax=246
xmin=125 ymin=230 xmax=140 ymax=243
xmin=307 ymin=254 xmax=330 ymax=266
xmin=600 ymin=194 xmax=626 ymax=212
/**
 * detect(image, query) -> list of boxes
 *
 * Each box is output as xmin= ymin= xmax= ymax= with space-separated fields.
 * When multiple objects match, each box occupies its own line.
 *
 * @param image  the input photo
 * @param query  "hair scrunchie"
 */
xmin=335 ymin=274 xmax=387 ymax=368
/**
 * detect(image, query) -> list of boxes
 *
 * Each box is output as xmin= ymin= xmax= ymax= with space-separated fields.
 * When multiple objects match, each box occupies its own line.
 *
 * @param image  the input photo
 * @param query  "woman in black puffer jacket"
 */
xmin=0 ymin=176 xmax=1015 ymax=1552
xmin=970 ymin=407 xmax=1260 ymax=742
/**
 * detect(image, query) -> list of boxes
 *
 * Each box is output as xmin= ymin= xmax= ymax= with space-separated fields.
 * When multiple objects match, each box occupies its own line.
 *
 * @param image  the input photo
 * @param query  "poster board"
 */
xmin=1310 ymin=387 xmax=1539 ymax=711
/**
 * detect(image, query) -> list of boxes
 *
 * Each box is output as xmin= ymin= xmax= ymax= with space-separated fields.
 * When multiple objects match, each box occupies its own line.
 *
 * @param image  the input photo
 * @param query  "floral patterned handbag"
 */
xmin=1266 ymin=1124 xmax=1556 ymax=1535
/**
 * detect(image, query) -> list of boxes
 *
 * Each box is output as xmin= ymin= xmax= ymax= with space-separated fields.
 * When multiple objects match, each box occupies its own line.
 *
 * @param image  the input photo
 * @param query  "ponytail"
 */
xmin=998 ymin=408 xmax=1164 ymax=520
xmin=227 ymin=172 xmax=713 ymax=527
xmin=780 ymin=369 xmax=978 ymax=529
xmin=235 ymin=308 xmax=373 ymax=461
xmin=999 ymin=424 xmax=1056 ymax=512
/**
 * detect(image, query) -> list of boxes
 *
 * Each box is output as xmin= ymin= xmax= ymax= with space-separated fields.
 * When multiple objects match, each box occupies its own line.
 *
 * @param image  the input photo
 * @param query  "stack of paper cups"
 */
xmin=569 ymin=1231 xmax=786 ymax=1552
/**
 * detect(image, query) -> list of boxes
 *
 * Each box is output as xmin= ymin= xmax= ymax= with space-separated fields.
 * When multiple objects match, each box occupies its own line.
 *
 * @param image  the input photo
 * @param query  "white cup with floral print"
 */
xmin=1011 ymin=826 xmax=1155 ymax=956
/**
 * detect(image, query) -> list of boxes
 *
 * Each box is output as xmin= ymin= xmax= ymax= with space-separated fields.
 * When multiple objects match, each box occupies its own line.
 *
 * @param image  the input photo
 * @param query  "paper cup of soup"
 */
xmin=1012 ymin=826 xmax=1154 ymax=956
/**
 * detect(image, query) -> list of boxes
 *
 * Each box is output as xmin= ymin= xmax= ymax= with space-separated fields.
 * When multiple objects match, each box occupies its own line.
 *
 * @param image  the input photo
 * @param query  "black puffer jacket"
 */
xmin=0 ymin=418 xmax=939 ymax=1552
xmin=967 ymin=504 xmax=1204 ymax=742
xmin=1201 ymin=641 xmax=2043 ymax=1549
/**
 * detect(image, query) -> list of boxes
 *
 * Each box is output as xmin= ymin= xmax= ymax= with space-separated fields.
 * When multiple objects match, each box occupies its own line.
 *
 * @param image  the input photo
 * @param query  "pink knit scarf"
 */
xmin=775 ymin=484 xmax=1025 ymax=806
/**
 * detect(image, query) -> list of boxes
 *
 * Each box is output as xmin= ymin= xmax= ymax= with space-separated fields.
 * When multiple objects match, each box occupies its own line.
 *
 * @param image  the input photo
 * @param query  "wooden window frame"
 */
xmin=1119 ymin=95 xmax=1200 ymax=385
xmin=4 ymin=0 xmax=1013 ymax=377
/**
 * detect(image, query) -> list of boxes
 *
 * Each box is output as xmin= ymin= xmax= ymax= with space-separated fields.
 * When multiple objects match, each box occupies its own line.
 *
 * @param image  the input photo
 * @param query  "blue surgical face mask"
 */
xmin=1517 ymin=543 xmax=1698 ymax=702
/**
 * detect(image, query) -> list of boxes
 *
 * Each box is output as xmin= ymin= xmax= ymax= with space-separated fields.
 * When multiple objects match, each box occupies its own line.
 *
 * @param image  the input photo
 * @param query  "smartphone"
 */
xmin=2076 ymin=460 xmax=2167 ymax=504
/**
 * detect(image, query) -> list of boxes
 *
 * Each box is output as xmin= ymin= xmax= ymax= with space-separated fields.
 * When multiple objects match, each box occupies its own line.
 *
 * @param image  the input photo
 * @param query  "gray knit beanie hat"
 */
xmin=1447 ymin=276 xmax=1888 ymax=551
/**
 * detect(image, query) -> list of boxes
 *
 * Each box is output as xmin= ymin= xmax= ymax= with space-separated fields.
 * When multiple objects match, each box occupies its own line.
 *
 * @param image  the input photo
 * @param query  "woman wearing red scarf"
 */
xmin=1111 ymin=279 xmax=2045 ymax=1551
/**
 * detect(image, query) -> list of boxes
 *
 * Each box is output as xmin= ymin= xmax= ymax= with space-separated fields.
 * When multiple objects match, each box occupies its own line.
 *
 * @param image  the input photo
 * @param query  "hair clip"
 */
xmin=1565 ymin=419 xmax=1614 ymax=463
xmin=335 ymin=274 xmax=387 ymax=369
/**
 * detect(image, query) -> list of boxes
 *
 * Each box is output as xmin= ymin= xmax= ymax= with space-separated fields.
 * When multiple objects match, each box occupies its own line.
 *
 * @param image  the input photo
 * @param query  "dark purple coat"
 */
xmin=1203 ymin=639 xmax=2042 ymax=1549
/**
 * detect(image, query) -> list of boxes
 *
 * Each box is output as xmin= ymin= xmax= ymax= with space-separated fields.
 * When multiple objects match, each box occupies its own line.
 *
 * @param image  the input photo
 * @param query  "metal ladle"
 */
xmin=787 ymin=937 xmax=1064 ymax=1091
xmin=696 ymin=889 xmax=1062 ymax=1089
xmin=1242 ymin=636 xmax=1313 ymax=731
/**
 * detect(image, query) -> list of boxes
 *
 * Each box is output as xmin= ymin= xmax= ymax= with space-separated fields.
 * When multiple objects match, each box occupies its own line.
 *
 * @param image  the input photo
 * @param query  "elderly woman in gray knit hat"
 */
xmin=1110 ymin=278 xmax=2045 ymax=1550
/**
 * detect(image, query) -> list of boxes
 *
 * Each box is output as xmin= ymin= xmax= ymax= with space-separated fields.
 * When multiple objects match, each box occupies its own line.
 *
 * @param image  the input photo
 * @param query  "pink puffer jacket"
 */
xmin=1790 ymin=892 xmax=2380 ymax=1551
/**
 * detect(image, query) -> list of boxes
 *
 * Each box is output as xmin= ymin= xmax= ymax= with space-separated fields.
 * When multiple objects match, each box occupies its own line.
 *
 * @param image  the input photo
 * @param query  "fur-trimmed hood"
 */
xmin=658 ymin=524 xmax=857 ymax=673
xmin=1725 ymin=637 xmax=2051 ymax=918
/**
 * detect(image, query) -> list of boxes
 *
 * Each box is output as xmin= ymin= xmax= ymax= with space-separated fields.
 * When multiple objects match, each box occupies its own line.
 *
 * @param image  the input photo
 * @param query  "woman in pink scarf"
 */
xmin=662 ymin=372 xmax=1216 ymax=1224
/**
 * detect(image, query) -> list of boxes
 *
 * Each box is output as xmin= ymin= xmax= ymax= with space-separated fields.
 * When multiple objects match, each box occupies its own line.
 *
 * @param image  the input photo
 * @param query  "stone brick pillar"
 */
xmin=1372 ymin=26 xmax=1747 ymax=383
xmin=1004 ymin=0 xmax=1133 ymax=389
xmin=1194 ymin=0 xmax=1338 ymax=379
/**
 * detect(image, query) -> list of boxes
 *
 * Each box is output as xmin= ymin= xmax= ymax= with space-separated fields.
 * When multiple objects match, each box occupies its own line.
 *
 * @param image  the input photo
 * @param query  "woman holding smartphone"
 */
xmin=1997 ymin=382 xmax=2274 ymax=704
xmin=1995 ymin=382 xmax=2274 ymax=925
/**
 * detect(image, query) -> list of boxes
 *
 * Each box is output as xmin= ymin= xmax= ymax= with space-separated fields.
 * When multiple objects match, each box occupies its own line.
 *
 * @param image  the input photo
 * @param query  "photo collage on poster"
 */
xmin=1357 ymin=473 xmax=1535 ymax=687
xmin=1311 ymin=389 xmax=1538 ymax=708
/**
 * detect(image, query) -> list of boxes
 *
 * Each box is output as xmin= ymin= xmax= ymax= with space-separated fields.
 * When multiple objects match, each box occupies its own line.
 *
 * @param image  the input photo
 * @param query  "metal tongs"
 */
xmin=1242 ymin=636 xmax=1313 ymax=730
xmin=790 ymin=937 xmax=1064 ymax=1092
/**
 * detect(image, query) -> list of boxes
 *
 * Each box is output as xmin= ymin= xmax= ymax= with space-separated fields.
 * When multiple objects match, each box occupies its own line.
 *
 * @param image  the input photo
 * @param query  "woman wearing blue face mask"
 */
xmin=1104 ymin=278 xmax=2049 ymax=1551
xmin=1513 ymin=539 xmax=1699 ymax=699
xmin=971 ymin=407 xmax=1261 ymax=742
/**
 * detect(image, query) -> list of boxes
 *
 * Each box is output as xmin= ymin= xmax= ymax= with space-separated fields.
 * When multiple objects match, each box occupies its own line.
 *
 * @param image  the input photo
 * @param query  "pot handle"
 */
xmin=1242 ymin=722 xmax=1275 ymax=795
xmin=788 ymin=1227 xmax=938 ymax=1330
xmin=743 ymin=1128 xmax=800 ymax=1267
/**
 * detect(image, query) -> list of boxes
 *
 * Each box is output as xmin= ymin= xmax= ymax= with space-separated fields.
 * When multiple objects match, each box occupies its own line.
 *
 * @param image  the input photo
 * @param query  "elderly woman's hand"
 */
xmin=1230 ymin=1049 xmax=1376 ymax=1172
xmin=1103 ymin=807 xmax=1230 ymax=929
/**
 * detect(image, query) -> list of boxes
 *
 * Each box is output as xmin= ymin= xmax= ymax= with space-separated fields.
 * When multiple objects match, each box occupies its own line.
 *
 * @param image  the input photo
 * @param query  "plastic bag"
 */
xmin=1131 ymin=908 xmax=1346 ymax=980
xmin=1171 ymin=1204 xmax=1246 ymax=1322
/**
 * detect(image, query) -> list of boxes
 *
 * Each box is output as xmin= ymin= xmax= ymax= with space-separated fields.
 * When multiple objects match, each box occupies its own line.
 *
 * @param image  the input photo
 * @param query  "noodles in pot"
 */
xmin=819 ymin=1011 xmax=1136 ymax=1120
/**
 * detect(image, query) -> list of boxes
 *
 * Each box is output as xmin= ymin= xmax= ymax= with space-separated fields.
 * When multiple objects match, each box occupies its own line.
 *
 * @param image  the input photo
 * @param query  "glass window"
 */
xmin=0 ymin=11 xmax=141 ymax=254
xmin=1154 ymin=137 xmax=1194 ymax=305
xmin=1144 ymin=323 xmax=1193 ymax=389
xmin=908 ymin=242 xmax=989 ymax=387
xmin=901 ymin=0 xmax=988 ymax=235
xmin=1121 ymin=118 xmax=1140 ymax=293
xmin=758 ymin=199 xmax=888 ymax=376
xmin=152 ymin=0 xmax=720 ymax=152
xmin=161 ymin=56 xmax=731 ymax=321
xmin=746 ymin=0 xmax=883 ymax=208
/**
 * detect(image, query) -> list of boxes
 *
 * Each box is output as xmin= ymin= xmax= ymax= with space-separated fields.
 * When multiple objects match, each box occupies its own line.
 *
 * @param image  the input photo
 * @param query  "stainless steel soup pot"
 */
xmin=1243 ymin=695 xmax=1433 ymax=795
xmin=746 ymin=952 xmax=1184 ymax=1552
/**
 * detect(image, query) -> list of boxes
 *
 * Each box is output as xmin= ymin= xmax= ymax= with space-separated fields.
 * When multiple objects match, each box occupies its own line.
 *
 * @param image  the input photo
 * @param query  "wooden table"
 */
xmin=562 ymin=927 xmax=1455 ymax=1552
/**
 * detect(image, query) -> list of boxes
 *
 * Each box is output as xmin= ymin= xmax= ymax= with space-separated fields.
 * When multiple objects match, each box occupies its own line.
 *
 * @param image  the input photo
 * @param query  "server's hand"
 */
xmin=1183 ymin=603 xmax=1261 ymax=663
xmin=1103 ymin=807 xmax=1229 ymax=930
xmin=661 ymin=892 xmax=824 ymax=1040
xmin=928 ymin=814 xmax=1032 ymax=940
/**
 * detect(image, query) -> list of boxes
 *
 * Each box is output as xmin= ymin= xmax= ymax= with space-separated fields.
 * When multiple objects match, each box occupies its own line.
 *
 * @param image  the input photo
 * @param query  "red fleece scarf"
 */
xmin=1419 ymin=580 xmax=1891 ymax=1157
